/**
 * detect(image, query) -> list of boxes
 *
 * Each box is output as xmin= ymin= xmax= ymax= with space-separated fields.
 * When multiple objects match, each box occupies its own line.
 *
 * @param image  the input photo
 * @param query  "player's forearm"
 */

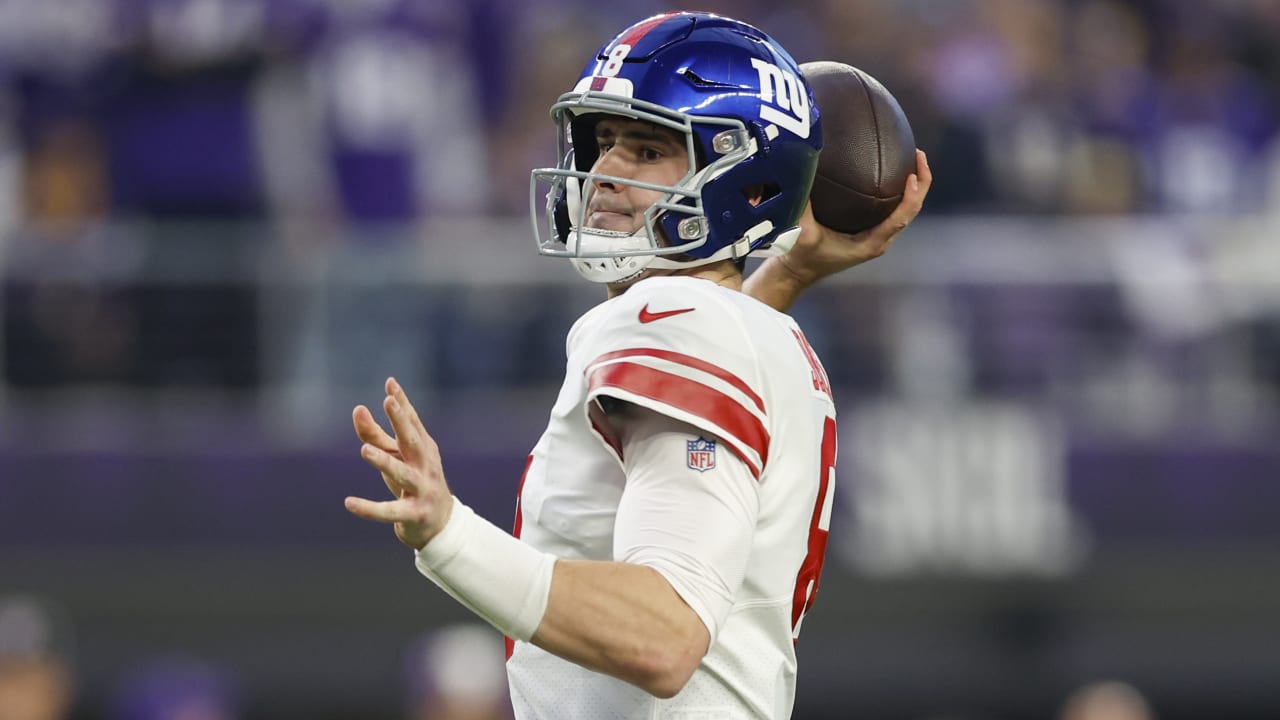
xmin=413 ymin=499 xmax=707 ymax=698
xmin=531 ymin=559 xmax=709 ymax=699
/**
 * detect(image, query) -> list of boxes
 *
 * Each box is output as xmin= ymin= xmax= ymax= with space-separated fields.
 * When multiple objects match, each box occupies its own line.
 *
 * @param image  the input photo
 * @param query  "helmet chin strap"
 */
xmin=566 ymin=227 xmax=657 ymax=283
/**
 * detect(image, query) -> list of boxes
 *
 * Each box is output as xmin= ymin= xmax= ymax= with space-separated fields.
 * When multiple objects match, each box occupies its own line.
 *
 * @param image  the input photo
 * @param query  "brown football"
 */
xmin=801 ymin=61 xmax=916 ymax=234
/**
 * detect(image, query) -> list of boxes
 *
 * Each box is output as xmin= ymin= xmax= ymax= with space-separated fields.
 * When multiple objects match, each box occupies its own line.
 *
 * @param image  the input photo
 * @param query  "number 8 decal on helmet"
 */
xmin=601 ymin=44 xmax=631 ymax=77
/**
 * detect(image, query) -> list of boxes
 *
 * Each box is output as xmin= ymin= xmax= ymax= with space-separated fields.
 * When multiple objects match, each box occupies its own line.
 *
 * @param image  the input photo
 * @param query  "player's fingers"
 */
xmin=901 ymin=151 xmax=929 ymax=210
xmin=386 ymin=377 xmax=431 ymax=439
xmin=913 ymin=149 xmax=933 ymax=197
xmin=344 ymin=495 xmax=414 ymax=524
xmin=361 ymin=443 xmax=417 ymax=492
xmin=352 ymin=405 xmax=398 ymax=453
xmin=877 ymin=150 xmax=930 ymax=239
xmin=873 ymin=196 xmax=914 ymax=242
xmin=382 ymin=391 xmax=425 ymax=464
xmin=376 ymin=469 xmax=401 ymax=497
xmin=366 ymin=450 xmax=406 ymax=496
xmin=385 ymin=379 xmax=443 ymax=469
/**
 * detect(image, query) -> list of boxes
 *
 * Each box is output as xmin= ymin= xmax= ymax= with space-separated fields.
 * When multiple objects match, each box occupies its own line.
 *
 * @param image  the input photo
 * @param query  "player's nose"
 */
xmin=590 ymin=150 xmax=630 ymax=193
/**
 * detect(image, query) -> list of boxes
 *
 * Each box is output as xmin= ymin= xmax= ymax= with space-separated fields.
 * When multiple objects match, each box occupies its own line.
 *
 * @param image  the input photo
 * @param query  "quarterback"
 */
xmin=345 ymin=11 xmax=931 ymax=719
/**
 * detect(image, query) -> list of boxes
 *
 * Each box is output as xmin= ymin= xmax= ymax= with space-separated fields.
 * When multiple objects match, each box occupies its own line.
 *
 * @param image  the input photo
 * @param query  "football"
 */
xmin=801 ymin=61 xmax=916 ymax=234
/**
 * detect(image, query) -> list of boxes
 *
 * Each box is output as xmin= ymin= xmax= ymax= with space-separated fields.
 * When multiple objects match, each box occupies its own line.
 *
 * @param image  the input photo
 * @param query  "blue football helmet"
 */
xmin=530 ymin=12 xmax=823 ymax=283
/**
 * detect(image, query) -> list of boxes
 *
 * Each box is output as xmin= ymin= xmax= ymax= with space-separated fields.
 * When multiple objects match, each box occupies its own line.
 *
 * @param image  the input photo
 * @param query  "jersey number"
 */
xmin=791 ymin=416 xmax=836 ymax=638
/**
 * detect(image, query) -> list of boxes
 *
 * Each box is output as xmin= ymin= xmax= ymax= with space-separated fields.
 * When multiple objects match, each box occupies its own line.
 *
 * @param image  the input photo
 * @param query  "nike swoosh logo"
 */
xmin=638 ymin=303 xmax=696 ymax=323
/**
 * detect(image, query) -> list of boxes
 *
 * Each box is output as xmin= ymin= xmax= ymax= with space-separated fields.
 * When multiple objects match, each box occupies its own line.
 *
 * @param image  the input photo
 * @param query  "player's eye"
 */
xmin=641 ymin=147 xmax=663 ymax=162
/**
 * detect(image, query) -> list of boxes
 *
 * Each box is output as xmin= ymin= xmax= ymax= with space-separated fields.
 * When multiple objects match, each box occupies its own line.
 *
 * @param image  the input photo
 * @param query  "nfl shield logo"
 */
xmin=686 ymin=437 xmax=717 ymax=472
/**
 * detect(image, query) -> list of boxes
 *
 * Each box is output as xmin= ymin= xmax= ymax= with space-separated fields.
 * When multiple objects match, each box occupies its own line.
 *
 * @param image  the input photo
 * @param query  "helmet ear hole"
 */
xmin=741 ymin=183 xmax=781 ymax=208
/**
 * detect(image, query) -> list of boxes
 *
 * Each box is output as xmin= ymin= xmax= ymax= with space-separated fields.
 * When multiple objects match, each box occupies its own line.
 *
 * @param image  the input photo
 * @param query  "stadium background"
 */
xmin=0 ymin=0 xmax=1277 ymax=718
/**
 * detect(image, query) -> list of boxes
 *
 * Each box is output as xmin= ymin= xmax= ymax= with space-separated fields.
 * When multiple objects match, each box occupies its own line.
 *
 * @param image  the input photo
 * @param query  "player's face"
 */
xmin=584 ymin=117 xmax=689 ymax=234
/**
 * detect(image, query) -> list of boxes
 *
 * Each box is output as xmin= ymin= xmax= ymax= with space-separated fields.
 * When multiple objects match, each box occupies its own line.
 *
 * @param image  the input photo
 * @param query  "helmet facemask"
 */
xmin=530 ymin=91 xmax=756 ymax=284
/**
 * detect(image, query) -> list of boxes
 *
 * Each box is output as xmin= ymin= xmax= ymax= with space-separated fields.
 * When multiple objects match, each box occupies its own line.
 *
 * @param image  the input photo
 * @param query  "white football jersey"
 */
xmin=507 ymin=276 xmax=837 ymax=719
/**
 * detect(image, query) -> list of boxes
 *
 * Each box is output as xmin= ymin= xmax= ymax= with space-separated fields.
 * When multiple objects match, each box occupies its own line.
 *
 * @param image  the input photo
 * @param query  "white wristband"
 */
xmin=413 ymin=498 xmax=555 ymax=642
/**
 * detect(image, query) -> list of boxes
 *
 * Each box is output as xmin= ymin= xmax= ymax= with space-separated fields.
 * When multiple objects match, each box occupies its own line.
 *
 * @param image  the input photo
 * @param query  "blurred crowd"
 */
xmin=0 ymin=0 xmax=1277 ymax=418
xmin=0 ymin=0 xmax=1278 ymax=239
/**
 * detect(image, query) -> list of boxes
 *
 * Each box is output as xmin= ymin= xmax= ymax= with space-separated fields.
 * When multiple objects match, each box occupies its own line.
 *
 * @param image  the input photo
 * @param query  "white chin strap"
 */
xmin=566 ymin=228 xmax=658 ymax=284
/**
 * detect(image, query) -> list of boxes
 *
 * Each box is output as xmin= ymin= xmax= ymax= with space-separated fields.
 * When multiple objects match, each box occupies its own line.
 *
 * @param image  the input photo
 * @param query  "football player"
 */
xmin=346 ymin=11 xmax=930 ymax=719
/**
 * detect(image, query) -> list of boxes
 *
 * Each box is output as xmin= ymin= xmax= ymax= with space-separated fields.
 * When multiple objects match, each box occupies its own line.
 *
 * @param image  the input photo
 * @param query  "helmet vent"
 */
xmin=678 ymin=67 xmax=735 ymax=88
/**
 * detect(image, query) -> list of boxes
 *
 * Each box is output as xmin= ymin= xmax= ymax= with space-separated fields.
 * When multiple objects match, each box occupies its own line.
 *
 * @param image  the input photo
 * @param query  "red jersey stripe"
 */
xmin=588 ymin=348 xmax=765 ymax=413
xmin=507 ymin=454 xmax=535 ymax=662
xmin=512 ymin=454 xmax=534 ymax=539
xmin=587 ymin=361 xmax=767 ymax=479
xmin=617 ymin=12 xmax=680 ymax=48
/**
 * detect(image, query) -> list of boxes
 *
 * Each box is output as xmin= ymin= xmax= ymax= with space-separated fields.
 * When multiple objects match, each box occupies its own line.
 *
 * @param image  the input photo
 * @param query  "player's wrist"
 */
xmin=413 ymin=497 xmax=555 ymax=641
xmin=406 ymin=493 xmax=455 ymax=550
xmin=414 ymin=494 xmax=464 ymax=558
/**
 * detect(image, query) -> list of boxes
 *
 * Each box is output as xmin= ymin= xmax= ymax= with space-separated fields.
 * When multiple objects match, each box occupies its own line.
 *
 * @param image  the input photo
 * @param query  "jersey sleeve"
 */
xmin=612 ymin=407 xmax=759 ymax=644
xmin=579 ymin=280 xmax=770 ymax=479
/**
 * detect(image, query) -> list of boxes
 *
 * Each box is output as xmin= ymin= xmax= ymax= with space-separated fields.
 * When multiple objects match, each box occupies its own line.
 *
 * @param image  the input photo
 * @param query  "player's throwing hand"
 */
xmin=743 ymin=149 xmax=931 ymax=313
xmin=789 ymin=148 xmax=932 ymax=284
xmin=345 ymin=377 xmax=454 ymax=550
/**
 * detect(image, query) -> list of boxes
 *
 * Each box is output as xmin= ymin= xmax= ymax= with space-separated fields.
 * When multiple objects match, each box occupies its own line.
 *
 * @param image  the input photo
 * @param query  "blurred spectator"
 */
xmin=99 ymin=0 xmax=270 ymax=220
xmin=1144 ymin=4 xmax=1277 ymax=214
xmin=0 ymin=596 xmax=75 ymax=720
xmin=110 ymin=656 xmax=242 ymax=720
xmin=255 ymin=0 xmax=489 ymax=231
xmin=404 ymin=624 xmax=509 ymax=720
xmin=1059 ymin=680 xmax=1155 ymax=720
xmin=21 ymin=118 xmax=109 ymax=236
xmin=1059 ymin=0 xmax=1152 ymax=214
xmin=253 ymin=0 xmax=499 ymax=407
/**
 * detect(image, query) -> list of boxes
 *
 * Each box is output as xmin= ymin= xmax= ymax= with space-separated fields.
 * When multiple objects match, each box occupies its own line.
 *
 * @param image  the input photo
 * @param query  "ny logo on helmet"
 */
xmin=750 ymin=58 xmax=811 ymax=140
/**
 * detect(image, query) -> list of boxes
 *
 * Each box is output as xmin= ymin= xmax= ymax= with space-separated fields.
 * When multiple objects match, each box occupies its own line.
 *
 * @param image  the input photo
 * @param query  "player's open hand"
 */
xmin=345 ymin=377 xmax=453 ymax=550
xmin=781 ymin=148 xmax=932 ymax=286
